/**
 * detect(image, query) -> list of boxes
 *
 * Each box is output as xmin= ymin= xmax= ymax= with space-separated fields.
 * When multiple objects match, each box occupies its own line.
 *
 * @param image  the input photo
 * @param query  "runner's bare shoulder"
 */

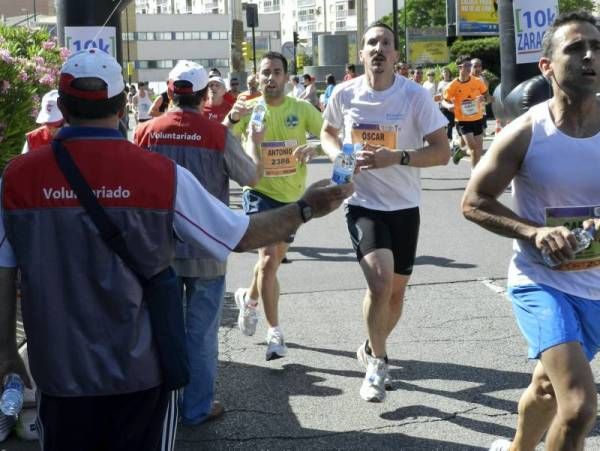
xmin=488 ymin=110 xmax=534 ymax=169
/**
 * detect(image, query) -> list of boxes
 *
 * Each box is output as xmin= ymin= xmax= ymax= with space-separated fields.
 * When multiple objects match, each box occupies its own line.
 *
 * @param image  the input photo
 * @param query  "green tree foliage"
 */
xmin=558 ymin=0 xmax=595 ymax=13
xmin=379 ymin=0 xmax=446 ymax=61
xmin=450 ymin=37 xmax=500 ymax=77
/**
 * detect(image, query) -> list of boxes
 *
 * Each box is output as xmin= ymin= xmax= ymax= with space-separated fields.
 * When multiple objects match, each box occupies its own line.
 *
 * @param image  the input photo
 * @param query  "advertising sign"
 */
xmin=64 ymin=27 xmax=117 ymax=57
xmin=456 ymin=0 xmax=499 ymax=36
xmin=407 ymin=27 xmax=449 ymax=65
xmin=514 ymin=0 xmax=558 ymax=64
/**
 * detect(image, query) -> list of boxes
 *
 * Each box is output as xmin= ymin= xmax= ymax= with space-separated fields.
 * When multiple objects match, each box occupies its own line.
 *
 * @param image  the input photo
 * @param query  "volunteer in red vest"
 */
xmin=0 ymin=49 xmax=351 ymax=450
xmin=135 ymin=60 xmax=259 ymax=425
xmin=22 ymin=90 xmax=64 ymax=153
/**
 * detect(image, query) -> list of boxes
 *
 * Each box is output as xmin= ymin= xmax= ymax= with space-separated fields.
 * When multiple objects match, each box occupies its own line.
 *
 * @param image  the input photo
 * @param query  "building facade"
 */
xmin=0 ymin=0 xmax=54 ymax=19
xmin=122 ymin=7 xmax=281 ymax=83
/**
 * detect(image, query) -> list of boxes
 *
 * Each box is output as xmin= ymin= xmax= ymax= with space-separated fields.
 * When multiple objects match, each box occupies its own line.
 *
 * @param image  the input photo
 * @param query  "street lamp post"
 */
xmin=404 ymin=0 xmax=408 ymax=62
xmin=21 ymin=9 xmax=29 ymax=27
xmin=125 ymin=6 xmax=132 ymax=85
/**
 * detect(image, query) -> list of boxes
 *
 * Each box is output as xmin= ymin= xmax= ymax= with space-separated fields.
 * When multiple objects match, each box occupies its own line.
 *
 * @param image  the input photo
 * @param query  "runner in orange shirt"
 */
xmin=443 ymin=55 xmax=491 ymax=167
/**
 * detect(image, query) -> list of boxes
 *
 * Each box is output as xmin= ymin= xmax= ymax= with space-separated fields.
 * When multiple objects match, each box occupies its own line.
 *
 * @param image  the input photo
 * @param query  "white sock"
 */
xmin=268 ymin=326 xmax=282 ymax=336
xmin=244 ymin=291 xmax=258 ymax=306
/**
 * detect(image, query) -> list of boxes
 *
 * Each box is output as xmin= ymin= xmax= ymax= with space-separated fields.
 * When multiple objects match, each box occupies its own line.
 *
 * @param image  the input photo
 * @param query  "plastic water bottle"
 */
xmin=250 ymin=100 xmax=267 ymax=132
xmin=541 ymin=228 xmax=594 ymax=267
xmin=331 ymin=143 xmax=358 ymax=185
xmin=0 ymin=373 xmax=24 ymax=416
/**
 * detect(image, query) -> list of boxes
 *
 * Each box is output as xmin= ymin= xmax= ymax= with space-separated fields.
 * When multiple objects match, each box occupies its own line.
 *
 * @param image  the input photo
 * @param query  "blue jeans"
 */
xmin=178 ymin=275 xmax=225 ymax=425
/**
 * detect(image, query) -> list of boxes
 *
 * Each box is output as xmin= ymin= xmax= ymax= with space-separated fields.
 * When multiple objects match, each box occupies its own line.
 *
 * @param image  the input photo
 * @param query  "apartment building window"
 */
xmin=136 ymin=32 xmax=155 ymax=40
xmin=157 ymin=60 xmax=174 ymax=68
xmin=122 ymin=32 xmax=135 ymax=41
xmin=136 ymin=30 xmax=228 ymax=41
xmin=136 ymin=60 xmax=175 ymax=69
xmin=298 ymin=8 xmax=315 ymax=22
xmin=245 ymin=31 xmax=279 ymax=39
xmin=336 ymin=20 xmax=346 ymax=30
xmin=263 ymin=0 xmax=280 ymax=12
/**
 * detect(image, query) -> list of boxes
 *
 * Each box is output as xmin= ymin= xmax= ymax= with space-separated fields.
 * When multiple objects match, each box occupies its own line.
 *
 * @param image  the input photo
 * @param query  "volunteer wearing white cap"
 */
xmin=202 ymin=75 xmax=235 ymax=123
xmin=22 ymin=89 xmax=64 ymax=153
xmin=135 ymin=60 xmax=260 ymax=425
xmin=0 ymin=49 xmax=351 ymax=449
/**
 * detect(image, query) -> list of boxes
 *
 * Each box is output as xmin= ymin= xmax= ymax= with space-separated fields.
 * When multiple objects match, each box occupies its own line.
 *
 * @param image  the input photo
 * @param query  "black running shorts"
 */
xmin=456 ymin=120 xmax=484 ymax=137
xmin=345 ymin=205 xmax=420 ymax=275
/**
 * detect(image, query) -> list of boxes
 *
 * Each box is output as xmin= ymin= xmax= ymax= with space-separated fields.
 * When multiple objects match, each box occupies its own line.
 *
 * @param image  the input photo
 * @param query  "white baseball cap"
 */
xmin=59 ymin=49 xmax=125 ymax=100
xmin=36 ymin=90 xmax=63 ymax=124
xmin=168 ymin=60 xmax=208 ymax=94
xmin=207 ymin=76 xmax=226 ymax=87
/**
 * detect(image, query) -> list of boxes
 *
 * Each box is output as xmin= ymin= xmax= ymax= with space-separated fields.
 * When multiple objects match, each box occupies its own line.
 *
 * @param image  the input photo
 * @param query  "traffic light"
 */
xmin=241 ymin=41 xmax=250 ymax=60
xmin=293 ymin=31 xmax=299 ymax=47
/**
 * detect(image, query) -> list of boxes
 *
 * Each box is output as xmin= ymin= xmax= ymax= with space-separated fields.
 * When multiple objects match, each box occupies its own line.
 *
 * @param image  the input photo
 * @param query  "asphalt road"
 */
xmin=5 ymin=132 xmax=600 ymax=450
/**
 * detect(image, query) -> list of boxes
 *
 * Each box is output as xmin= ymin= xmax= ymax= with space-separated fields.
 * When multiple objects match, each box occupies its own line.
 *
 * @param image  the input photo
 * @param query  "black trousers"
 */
xmin=37 ymin=386 xmax=170 ymax=451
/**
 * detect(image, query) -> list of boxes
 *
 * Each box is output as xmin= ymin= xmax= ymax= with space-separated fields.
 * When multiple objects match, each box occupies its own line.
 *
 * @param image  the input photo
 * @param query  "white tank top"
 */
xmin=507 ymin=100 xmax=600 ymax=299
xmin=136 ymin=91 xmax=153 ymax=120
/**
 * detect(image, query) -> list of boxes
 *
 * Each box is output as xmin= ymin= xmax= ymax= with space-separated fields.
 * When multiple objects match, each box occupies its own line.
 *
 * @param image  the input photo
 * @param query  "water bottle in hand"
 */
xmin=251 ymin=100 xmax=267 ymax=132
xmin=0 ymin=373 xmax=24 ymax=416
xmin=331 ymin=144 xmax=358 ymax=185
xmin=542 ymin=227 xmax=594 ymax=267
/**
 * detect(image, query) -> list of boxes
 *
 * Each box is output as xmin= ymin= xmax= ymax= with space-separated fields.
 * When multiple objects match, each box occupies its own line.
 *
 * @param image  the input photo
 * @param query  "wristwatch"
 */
xmin=227 ymin=113 xmax=240 ymax=124
xmin=296 ymin=199 xmax=313 ymax=223
xmin=399 ymin=150 xmax=410 ymax=166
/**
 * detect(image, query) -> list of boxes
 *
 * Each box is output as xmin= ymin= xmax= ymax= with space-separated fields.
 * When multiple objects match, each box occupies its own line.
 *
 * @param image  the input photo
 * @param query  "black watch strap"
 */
xmin=227 ymin=113 xmax=240 ymax=124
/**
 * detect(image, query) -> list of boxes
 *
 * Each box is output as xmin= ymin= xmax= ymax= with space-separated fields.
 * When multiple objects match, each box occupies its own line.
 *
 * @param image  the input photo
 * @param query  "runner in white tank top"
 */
xmin=462 ymin=12 xmax=600 ymax=451
xmin=133 ymin=82 xmax=153 ymax=123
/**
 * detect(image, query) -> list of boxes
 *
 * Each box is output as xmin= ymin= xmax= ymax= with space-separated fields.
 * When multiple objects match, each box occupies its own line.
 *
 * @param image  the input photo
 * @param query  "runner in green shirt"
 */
xmin=228 ymin=51 xmax=322 ymax=361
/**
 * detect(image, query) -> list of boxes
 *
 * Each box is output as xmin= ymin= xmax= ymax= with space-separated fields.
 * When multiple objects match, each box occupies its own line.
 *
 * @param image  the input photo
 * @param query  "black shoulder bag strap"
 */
xmin=51 ymin=138 xmax=190 ymax=390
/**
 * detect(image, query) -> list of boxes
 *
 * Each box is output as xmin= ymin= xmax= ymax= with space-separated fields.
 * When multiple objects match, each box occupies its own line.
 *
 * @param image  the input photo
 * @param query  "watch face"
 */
xmin=401 ymin=151 xmax=410 ymax=165
xmin=302 ymin=206 xmax=313 ymax=221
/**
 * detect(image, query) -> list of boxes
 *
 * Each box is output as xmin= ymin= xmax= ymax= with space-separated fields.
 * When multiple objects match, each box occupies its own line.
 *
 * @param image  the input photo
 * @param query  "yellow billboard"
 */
xmin=407 ymin=27 xmax=449 ymax=65
xmin=457 ymin=0 xmax=499 ymax=35
xmin=409 ymin=41 xmax=450 ymax=65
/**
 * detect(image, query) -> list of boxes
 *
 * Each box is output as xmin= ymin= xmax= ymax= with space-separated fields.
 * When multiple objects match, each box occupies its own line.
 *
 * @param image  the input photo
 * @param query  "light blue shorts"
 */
xmin=508 ymin=284 xmax=600 ymax=361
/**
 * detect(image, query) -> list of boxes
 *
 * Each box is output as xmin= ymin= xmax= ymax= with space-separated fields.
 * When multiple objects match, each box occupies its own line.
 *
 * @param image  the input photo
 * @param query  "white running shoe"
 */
xmin=356 ymin=341 xmax=392 ymax=390
xmin=234 ymin=288 xmax=258 ymax=336
xmin=489 ymin=438 xmax=512 ymax=451
xmin=265 ymin=328 xmax=287 ymax=361
xmin=359 ymin=356 xmax=388 ymax=402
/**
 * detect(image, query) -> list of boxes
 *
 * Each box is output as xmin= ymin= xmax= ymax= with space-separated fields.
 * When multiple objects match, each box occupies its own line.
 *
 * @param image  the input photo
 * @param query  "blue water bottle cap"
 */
xmin=342 ymin=143 xmax=354 ymax=154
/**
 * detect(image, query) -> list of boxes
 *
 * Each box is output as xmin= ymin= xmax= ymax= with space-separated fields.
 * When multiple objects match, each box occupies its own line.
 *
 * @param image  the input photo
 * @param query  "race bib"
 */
xmin=351 ymin=123 xmax=397 ymax=149
xmin=545 ymin=205 xmax=600 ymax=271
xmin=461 ymin=100 xmax=479 ymax=116
xmin=261 ymin=140 xmax=298 ymax=177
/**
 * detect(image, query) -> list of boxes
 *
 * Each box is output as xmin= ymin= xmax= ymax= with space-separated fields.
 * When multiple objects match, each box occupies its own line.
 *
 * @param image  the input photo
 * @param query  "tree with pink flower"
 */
xmin=0 ymin=25 xmax=67 ymax=168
